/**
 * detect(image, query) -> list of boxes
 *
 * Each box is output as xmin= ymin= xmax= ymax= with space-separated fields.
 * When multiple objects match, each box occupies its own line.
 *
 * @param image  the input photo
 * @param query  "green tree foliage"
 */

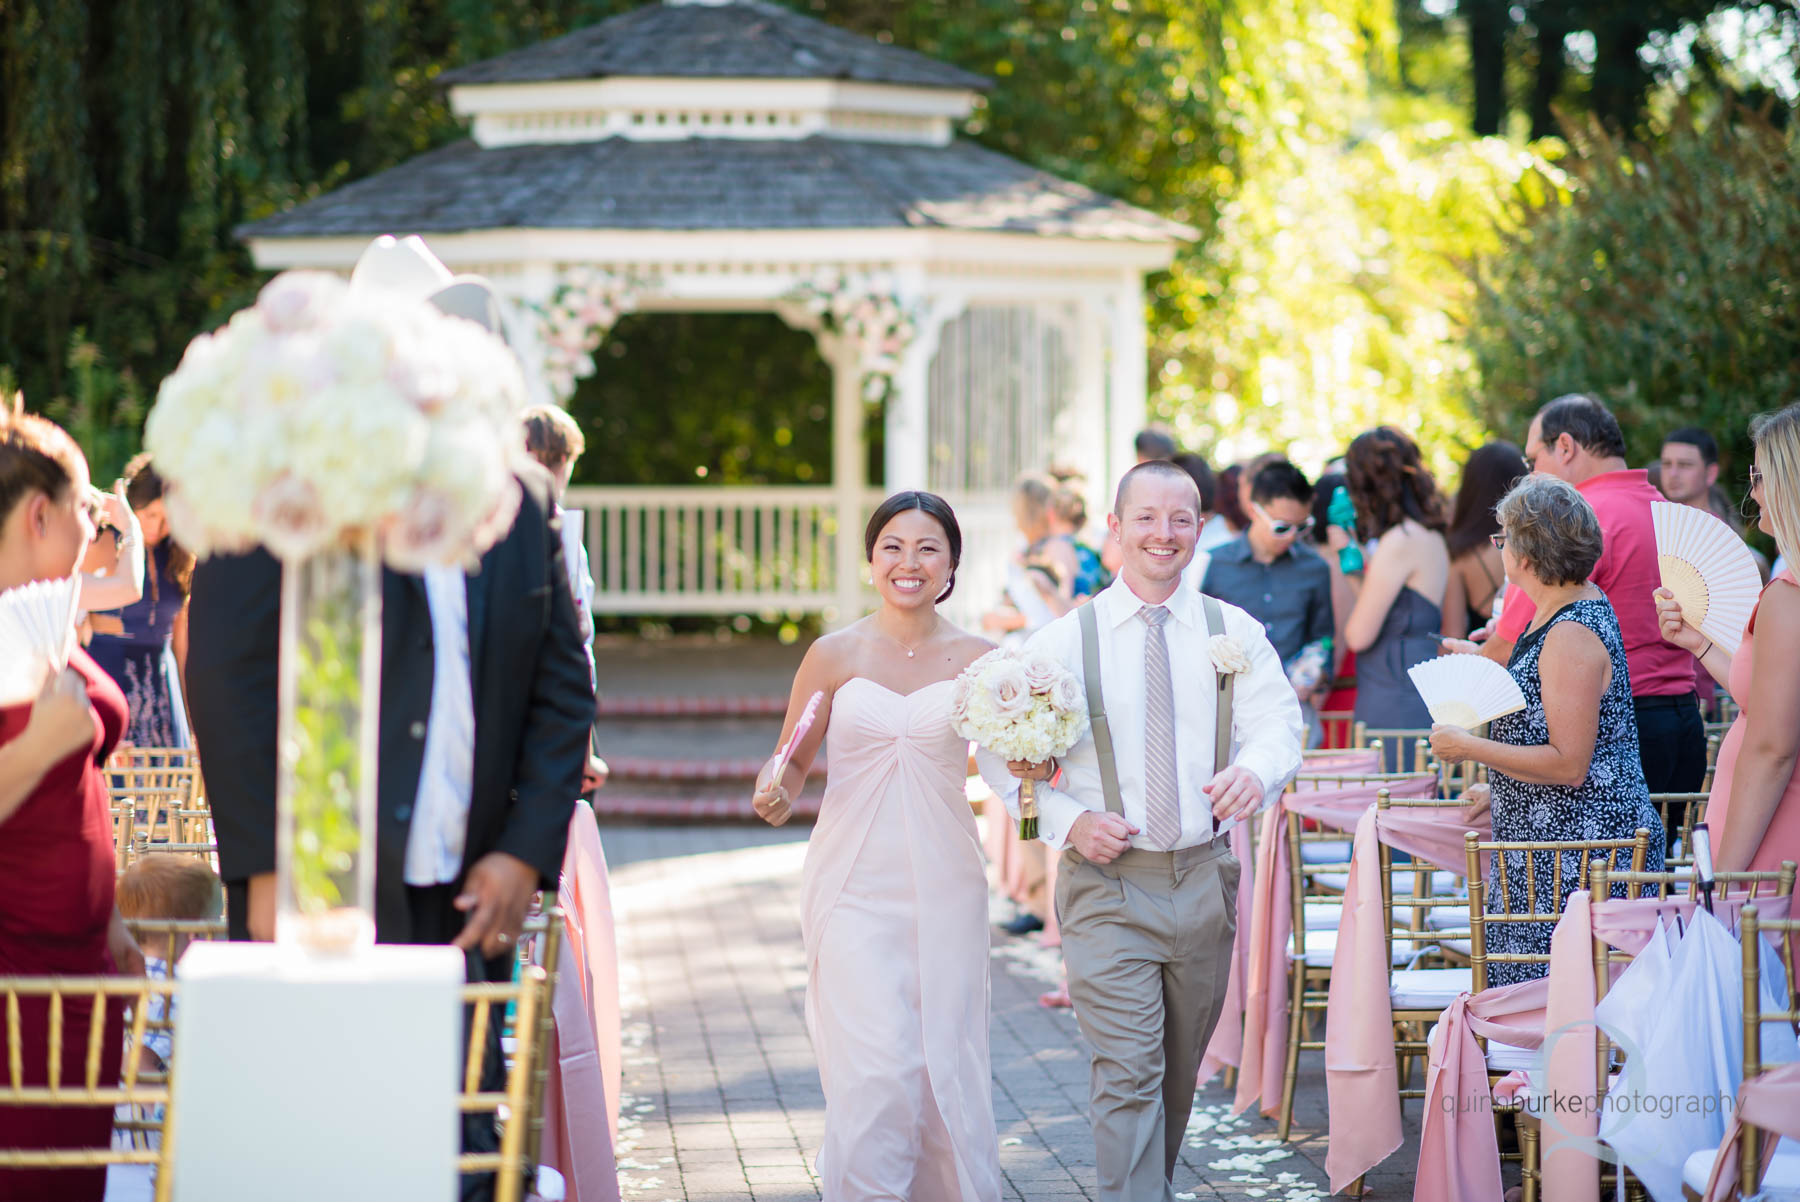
xmin=1469 ymin=109 xmax=1800 ymax=481
xmin=0 ymin=0 xmax=634 ymax=466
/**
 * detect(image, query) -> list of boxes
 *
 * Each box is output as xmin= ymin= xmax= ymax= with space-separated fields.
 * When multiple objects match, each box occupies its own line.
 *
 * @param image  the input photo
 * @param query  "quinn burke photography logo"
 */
xmin=1454 ymin=1020 xmax=1739 ymax=1163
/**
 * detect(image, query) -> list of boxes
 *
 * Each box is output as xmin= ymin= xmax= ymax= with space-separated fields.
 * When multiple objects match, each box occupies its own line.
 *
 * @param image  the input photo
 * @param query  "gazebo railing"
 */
xmin=564 ymin=485 xmax=852 ymax=616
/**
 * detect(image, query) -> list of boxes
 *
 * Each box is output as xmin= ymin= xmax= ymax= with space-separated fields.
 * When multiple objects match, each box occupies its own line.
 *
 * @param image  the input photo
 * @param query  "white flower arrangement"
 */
xmin=1208 ymin=634 xmax=1252 ymax=676
xmin=531 ymin=267 xmax=654 ymax=403
xmin=144 ymin=270 xmax=529 ymax=569
xmin=787 ymin=272 xmax=917 ymax=402
xmin=951 ymin=647 xmax=1088 ymax=837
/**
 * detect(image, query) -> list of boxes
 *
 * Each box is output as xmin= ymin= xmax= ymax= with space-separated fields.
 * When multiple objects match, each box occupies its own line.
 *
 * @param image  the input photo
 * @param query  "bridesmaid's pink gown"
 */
xmin=799 ymin=677 xmax=1002 ymax=1202
xmin=1705 ymin=570 xmax=1800 ymax=873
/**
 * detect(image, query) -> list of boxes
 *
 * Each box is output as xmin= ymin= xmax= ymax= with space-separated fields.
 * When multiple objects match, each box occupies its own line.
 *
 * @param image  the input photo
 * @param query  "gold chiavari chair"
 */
xmin=1465 ymin=829 xmax=1653 ymax=1202
xmin=459 ymin=949 xmax=558 ymax=1202
xmin=0 ymin=975 xmax=178 ymax=1200
xmin=128 ymin=832 xmax=220 ymax=873
xmin=1703 ymin=734 xmax=1722 ymax=793
xmin=108 ymin=765 xmax=202 ymax=849
xmin=1651 ymin=793 xmax=1709 ymax=867
xmin=1374 ymin=795 xmax=1477 ymax=1090
xmin=1352 ymin=723 xmax=1436 ymax=774
xmin=1318 ymin=709 xmax=1356 ymax=750
xmin=1731 ymin=906 xmax=1800 ymax=1200
xmin=1275 ymin=780 xmax=1437 ymax=1141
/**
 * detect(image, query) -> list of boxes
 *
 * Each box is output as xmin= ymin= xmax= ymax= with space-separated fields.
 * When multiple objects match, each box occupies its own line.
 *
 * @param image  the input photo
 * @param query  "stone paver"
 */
xmin=600 ymin=820 xmax=1432 ymax=1202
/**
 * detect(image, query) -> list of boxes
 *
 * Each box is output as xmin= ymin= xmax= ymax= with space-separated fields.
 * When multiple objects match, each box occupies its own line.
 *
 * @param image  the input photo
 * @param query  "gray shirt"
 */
xmin=1198 ymin=534 xmax=1335 ymax=666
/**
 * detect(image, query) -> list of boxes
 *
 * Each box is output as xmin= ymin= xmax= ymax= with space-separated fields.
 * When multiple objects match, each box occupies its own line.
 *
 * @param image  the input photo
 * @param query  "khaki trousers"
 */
xmin=1056 ymin=842 xmax=1240 ymax=1202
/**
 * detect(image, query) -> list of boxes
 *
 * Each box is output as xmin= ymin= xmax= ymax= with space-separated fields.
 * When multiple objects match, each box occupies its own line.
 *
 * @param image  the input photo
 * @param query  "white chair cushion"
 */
xmin=1311 ymin=869 xmax=1461 ymax=895
xmin=1390 ymin=967 xmax=1473 ymax=1008
xmin=1300 ymin=840 xmax=1353 ymax=865
xmin=1304 ymin=901 xmax=1345 ymax=930
xmin=1683 ymin=1140 xmax=1800 ymax=1195
xmin=1288 ymin=928 xmax=1411 ymax=969
xmin=1424 ymin=1021 xmax=1538 ymax=1072
xmin=1426 ymin=905 xmax=1470 ymax=931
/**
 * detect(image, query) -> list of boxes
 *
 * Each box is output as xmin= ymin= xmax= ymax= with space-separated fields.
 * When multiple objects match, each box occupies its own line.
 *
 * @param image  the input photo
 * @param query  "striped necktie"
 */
xmin=1140 ymin=604 xmax=1182 ymax=850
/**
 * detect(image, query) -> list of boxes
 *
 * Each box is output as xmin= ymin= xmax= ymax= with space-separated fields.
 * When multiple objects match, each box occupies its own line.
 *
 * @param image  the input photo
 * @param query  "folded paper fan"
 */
xmin=1652 ymin=501 xmax=1761 ymax=657
xmin=0 ymin=574 xmax=81 ymax=705
xmin=1407 ymin=654 xmax=1526 ymax=730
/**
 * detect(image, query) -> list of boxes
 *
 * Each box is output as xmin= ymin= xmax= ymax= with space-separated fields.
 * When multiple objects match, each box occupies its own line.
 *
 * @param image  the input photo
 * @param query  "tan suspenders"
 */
xmin=1076 ymin=595 xmax=1235 ymax=818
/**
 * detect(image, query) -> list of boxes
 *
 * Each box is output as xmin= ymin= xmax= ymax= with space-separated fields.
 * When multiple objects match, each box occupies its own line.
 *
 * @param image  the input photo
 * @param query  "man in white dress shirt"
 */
xmin=981 ymin=460 xmax=1304 ymax=1202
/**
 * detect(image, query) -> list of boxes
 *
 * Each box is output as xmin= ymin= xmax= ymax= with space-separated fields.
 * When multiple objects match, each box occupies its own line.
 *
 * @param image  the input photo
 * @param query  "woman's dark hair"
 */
xmin=864 ymin=490 xmax=963 ymax=602
xmin=1213 ymin=465 xmax=1247 ymax=531
xmin=1345 ymin=426 xmax=1448 ymax=539
xmin=122 ymin=451 xmax=194 ymax=595
xmin=1446 ymin=441 xmax=1527 ymax=558
xmin=1169 ymin=451 xmax=1216 ymax=511
xmin=1309 ymin=471 xmax=1347 ymax=547
xmin=1 ymin=397 xmax=83 ymax=527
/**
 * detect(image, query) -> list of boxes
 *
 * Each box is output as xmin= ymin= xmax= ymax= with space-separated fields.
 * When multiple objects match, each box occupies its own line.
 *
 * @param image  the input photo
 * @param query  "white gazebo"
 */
xmin=240 ymin=0 xmax=1191 ymax=628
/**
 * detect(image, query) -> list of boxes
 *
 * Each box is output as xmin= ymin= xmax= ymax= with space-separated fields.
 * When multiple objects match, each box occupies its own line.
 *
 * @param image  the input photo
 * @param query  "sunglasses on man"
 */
xmin=1252 ymin=502 xmax=1315 ymax=539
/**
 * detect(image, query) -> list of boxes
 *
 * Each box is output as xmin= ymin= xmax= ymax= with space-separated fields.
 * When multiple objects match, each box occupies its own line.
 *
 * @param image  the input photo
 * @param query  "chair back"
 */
xmin=1464 ymin=828 xmax=1653 ymax=992
xmin=1650 ymin=793 xmax=1709 ymax=866
xmin=1374 ymin=793 xmax=1474 ymax=967
xmin=0 ymin=975 xmax=177 ymax=1199
xmin=458 ymin=908 xmax=562 ymax=1202
xmin=1353 ymin=724 xmax=1435 ymax=773
xmin=1739 ymin=906 xmax=1800 ymax=1195
xmin=1317 ymin=709 xmax=1355 ymax=749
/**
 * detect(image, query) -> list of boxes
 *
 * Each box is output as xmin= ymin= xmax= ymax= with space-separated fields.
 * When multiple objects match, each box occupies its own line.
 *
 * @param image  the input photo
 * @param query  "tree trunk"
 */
xmin=1528 ymin=4 xmax=1570 ymax=140
xmin=1468 ymin=0 xmax=1508 ymax=136
xmin=1590 ymin=14 xmax=1652 ymax=134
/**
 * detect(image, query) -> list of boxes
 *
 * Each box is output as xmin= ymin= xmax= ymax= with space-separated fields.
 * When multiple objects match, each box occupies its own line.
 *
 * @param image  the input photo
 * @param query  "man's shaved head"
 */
xmin=1113 ymin=459 xmax=1202 ymax=519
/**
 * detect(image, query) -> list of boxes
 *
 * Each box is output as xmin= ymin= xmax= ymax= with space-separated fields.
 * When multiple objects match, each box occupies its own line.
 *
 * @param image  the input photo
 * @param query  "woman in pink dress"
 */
xmin=1656 ymin=402 xmax=1800 ymax=872
xmin=752 ymin=491 xmax=1002 ymax=1202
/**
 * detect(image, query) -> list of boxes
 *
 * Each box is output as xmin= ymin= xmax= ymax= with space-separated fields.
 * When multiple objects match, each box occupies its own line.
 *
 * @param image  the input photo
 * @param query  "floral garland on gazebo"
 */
xmin=787 ymin=273 xmax=917 ymax=402
xmin=532 ymin=267 xmax=655 ymax=402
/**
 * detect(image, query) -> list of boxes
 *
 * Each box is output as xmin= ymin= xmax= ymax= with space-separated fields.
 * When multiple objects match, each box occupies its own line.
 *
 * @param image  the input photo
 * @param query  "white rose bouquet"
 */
xmin=144 ymin=269 xmax=528 ymax=569
xmin=951 ymin=647 xmax=1088 ymax=838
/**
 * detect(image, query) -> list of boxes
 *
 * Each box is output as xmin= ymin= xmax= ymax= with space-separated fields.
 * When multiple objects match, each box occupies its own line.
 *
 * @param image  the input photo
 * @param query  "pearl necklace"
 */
xmin=879 ymin=617 xmax=940 ymax=658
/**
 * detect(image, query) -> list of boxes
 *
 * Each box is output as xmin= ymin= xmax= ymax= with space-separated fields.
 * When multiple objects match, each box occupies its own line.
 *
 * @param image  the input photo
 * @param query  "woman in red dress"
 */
xmin=0 ymin=402 xmax=144 ymax=1201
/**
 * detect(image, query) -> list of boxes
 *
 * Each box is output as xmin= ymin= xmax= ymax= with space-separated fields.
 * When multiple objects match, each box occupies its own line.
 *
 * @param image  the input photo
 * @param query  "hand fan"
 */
xmin=1407 ymin=654 xmax=1526 ymax=729
xmin=768 ymin=690 xmax=825 ymax=784
xmin=0 ymin=574 xmax=81 ymax=705
xmin=1651 ymin=501 xmax=1761 ymax=656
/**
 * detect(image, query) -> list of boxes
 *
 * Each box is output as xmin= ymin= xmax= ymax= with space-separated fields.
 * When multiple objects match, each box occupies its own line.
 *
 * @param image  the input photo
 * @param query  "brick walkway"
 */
xmin=599 ymin=821 xmax=1425 ymax=1202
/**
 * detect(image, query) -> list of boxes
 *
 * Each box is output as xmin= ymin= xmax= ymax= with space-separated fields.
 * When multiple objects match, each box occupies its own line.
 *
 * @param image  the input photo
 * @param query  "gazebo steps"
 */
xmin=604 ymin=755 xmax=826 ymax=782
xmin=592 ymin=786 xmax=822 ymax=823
xmin=597 ymin=694 xmax=787 ymax=718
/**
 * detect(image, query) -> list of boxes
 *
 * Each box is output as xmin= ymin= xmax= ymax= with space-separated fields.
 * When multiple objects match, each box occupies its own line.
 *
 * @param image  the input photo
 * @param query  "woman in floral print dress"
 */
xmin=1429 ymin=476 xmax=1664 ymax=986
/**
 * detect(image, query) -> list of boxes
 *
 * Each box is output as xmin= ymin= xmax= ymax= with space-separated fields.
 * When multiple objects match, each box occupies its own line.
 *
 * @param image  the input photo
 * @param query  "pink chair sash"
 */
xmin=1322 ymin=799 xmax=1489 ymax=1191
xmin=540 ymin=801 xmax=623 ymax=1202
xmin=1701 ymin=1060 xmax=1800 ymax=1201
xmin=1199 ymin=820 xmax=1256 ymax=1083
xmin=1415 ymin=976 xmax=1550 ymax=1202
xmin=1231 ymin=775 xmax=1442 ymax=1119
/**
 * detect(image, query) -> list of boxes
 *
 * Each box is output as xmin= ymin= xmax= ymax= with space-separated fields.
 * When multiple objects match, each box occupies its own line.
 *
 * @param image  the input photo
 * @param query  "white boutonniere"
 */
xmin=1207 ymin=634 xmax=1251 ymax=676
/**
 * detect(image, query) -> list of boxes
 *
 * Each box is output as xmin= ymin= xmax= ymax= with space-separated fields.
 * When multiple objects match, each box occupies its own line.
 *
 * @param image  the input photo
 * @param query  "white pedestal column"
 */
xmin=171 ymin=942 xmax=465 ymax=1201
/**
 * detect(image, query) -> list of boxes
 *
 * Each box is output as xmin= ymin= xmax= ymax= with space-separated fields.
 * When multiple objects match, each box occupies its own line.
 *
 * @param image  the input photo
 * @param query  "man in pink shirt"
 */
xmin=1482 ymin=394 xmax=1704 ymax=799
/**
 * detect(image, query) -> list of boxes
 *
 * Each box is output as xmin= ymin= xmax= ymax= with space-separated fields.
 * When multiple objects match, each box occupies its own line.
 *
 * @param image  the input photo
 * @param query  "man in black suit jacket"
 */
xmin=186 ymin=470 xmax=595 ymax=956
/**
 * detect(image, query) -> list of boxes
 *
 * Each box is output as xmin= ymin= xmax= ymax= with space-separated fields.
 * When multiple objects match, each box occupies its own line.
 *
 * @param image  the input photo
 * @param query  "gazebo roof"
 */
xmin=236 ymin=136 xmax=1189 ymax=242
xmin=438 ymin=0 xmax=988 ymax=92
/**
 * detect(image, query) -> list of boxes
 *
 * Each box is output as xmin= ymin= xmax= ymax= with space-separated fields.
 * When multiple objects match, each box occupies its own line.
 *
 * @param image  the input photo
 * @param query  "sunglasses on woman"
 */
xmin=1252 ymin=502 xmax=1314 ymax=538
xmin=1490 ymin=533 xmax=1507 ymax=551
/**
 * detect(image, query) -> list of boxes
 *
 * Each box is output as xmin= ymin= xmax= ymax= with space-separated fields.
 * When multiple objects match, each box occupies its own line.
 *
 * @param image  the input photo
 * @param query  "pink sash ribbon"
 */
xmin=1701 ymin=1060 xmax=1800 ymax=1201
xmin=540 ymin=801 xmax=623 ymax=1202
xmin=1322 ymin=798 xmax=1489 ymax=1191
xmin=1232 ymin=774 xmax=1441 ymax=1119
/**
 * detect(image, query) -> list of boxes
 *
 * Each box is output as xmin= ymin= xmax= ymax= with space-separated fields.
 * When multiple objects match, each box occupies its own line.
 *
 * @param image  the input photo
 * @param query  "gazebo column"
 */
xmin=827 ymin=334 xmax=866 ymax=628
xmin=1107 ymin=272 xmax=1150 ymax=487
